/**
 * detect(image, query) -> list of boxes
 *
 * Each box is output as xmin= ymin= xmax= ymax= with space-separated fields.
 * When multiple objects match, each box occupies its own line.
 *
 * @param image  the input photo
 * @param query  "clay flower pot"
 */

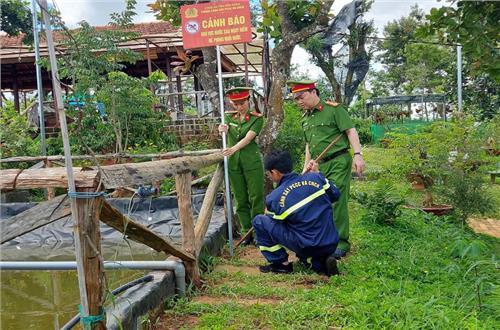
xmin=404 ymin=204 xmax=454 ymax=216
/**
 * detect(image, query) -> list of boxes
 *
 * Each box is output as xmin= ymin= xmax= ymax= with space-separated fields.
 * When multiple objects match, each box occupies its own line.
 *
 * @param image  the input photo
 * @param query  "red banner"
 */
xmin=180 ymin=0 xmax=252 ymax=49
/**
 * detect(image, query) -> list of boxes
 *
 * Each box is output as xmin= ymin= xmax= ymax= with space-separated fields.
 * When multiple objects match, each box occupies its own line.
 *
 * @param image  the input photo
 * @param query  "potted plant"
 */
xmin=390 ymin=116 xmax=494 ymax=217
xmin=390 ymin=125 xmax=449 ymax=214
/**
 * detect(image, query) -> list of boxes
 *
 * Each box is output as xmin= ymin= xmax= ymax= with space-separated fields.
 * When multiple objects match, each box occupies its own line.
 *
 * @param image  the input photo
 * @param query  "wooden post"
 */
xmin=12 ymin=66 xmax=20 ymax=113
xmin=175 ymin=171 xmax=200 ymax=286
xmin=165 ymin=57 xmax=176 ymax=111
xmin=146 ymin=39 xmax=155 ymax=111
xmin=194 ymin=164 xmax=224 ymax=253
xmin=75 ymin=188 xmax=106 ymax=330
xmin=44 ymin=160 xmax=55 ymax=200
xmin=176 ymin=72 xmax=184 ymax=114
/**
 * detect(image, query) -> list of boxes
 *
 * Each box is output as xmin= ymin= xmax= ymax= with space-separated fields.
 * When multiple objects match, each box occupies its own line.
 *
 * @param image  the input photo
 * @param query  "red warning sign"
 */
xmin=180 ymin=0 xmax=252 ymax=49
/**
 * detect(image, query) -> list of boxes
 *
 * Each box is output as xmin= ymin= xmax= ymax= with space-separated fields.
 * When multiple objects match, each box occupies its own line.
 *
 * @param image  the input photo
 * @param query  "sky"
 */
xmin=52 ymin=0 xmax=446 ymax=80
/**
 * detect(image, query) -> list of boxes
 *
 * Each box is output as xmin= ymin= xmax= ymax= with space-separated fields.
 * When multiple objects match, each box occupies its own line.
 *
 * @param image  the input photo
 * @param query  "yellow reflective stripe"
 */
xmin=259 ymin=244 xmax=284 ymax=252
xmin=272 ymin=180 xmax=330 ymax=220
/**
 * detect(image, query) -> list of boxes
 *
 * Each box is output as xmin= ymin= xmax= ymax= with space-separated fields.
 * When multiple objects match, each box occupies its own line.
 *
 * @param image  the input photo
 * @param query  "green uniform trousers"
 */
xmin=229 ymin=166 xmax=265 ymax=231
xmin=319 ymin=152 xmax=352 ymax=251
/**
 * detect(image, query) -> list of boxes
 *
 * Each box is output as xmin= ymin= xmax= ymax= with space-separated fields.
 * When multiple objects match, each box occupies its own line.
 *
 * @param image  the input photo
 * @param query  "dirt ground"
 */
xmin=468 ymin=218 xmax=500 ymax=238
xmin=152 ymin=242 xmax=329 ymax=329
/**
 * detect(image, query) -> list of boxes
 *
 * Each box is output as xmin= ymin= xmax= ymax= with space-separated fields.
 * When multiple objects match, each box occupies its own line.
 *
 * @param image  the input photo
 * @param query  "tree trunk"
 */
xmin=258 ymin=0 xmax=334 ymax=154
xmin=195 ymin=47 xmax=220 ymax=116
xmin=259 ymin=43 xmax=295 ymax=154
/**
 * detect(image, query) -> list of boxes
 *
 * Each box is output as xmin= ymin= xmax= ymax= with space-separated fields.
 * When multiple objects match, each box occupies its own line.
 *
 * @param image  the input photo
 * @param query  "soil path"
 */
xmin=154 ymin=243 xmax=329 ymax=329
xmin=468 ymin=218 xmax=500 ymax=238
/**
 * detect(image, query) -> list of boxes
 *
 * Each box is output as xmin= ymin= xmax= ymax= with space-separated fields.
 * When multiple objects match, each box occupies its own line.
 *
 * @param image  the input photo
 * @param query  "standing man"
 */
xmin=286 ymin=80 xmax=365 ymax=259
xmin=253 ymin=150 xmax=340 ymax=275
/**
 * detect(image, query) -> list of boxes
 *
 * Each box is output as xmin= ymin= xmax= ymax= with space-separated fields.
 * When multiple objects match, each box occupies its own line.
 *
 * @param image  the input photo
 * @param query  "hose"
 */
xmin=60 ymin=274 xmax=154 ymax=330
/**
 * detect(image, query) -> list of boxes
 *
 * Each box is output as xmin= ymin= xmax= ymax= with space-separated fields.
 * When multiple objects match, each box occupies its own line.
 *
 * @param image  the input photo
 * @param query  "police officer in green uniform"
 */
xmin=286 ymin=80 xmax=365 ymax=258
xmin=218 ymin=87 xmax=265 ymax=240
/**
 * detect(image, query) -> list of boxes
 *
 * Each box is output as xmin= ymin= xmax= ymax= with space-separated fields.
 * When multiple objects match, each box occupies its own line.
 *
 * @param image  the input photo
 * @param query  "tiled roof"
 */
xmin=0 ymin=21 xmax=177 ymax=47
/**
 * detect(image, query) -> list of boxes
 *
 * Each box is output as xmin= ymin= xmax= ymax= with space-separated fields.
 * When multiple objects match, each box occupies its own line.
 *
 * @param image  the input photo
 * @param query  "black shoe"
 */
xmin=325 ymin=255 xmax=339 ymax=276
xmin=259 ymin=262 xmax=293 ymax=274
xmin=333 ymin=248 xmax=347 ymax=259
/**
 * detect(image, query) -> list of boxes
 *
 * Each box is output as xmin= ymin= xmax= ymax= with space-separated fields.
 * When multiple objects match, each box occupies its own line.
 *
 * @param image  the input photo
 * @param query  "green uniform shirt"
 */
xmin=225 ymin=111 xmax=264 ymax=171
xmin=301 ymin=100 xmax=354 ymax=159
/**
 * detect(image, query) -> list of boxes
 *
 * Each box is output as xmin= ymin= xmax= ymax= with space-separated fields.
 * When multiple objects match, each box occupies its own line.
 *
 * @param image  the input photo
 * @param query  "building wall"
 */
xmin=165 ymin=117 xmax=221 ymax=146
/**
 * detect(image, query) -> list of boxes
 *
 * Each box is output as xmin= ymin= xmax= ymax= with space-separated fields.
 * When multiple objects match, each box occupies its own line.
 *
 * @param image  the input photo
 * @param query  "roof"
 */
xmin=0 ymin=21 xmax=266 ymax=90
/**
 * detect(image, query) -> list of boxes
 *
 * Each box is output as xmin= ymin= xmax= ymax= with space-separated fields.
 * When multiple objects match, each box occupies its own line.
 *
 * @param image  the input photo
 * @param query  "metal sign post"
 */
xmin=217 ymin=45 xmax=234 ymax=256
xmin=31 ymin=0 xmax=46 ymax=156
xmin=180 ymin=1 xmax=253 ymax=257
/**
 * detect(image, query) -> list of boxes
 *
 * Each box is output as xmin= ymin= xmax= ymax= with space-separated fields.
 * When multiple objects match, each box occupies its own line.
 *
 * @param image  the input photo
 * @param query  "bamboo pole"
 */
xmin=40 ymin=0 xmax=91 ymax=321
xmin=175 ymin=172 xmax=200 ymax=285
xmin=194 ymin=164 xmax=224 ymax=253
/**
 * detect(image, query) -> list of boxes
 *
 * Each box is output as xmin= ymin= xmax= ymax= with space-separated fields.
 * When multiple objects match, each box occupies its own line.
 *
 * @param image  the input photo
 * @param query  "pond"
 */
xmin=0 ymin=194 xmax=226 ymax=329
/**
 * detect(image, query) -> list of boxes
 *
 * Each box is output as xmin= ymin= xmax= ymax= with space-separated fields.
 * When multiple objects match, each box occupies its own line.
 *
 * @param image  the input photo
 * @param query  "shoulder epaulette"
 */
xmin=225 ymin=110 xmax=238 ymax=114
xmin=325 ymin=100 xmax=340 ymax=107
xmin=250 ymin=111 xmax=263 ymax=117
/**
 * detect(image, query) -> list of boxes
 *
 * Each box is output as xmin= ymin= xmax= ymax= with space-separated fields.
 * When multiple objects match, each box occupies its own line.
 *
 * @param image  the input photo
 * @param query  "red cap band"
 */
xmin=290 ymin=83 xmax=316 ymax=93
xmin=228 ymin=90 xmax=250 ymax=101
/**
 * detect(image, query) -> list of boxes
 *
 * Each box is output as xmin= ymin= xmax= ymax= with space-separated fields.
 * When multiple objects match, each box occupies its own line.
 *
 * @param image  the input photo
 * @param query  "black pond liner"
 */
xmin=0 ymin=192 xmax=229 ymax=329
xmin=0 ymin=192 xmax=227 ymax=261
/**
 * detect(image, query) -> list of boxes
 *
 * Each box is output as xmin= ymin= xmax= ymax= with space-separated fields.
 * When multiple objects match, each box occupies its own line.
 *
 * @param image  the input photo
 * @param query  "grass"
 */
xmin=157 ymin=146 xmax=499 ymax=329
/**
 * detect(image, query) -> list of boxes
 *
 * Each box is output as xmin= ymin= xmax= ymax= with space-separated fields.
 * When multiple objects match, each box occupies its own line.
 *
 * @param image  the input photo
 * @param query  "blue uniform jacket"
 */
xmin=265 ymin=172 xmax=340 ymax=249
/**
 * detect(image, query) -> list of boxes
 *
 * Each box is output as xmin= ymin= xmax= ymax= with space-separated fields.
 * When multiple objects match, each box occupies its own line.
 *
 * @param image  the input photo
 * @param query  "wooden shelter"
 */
xmin=0 ymin=21 xmax=266 ymax=112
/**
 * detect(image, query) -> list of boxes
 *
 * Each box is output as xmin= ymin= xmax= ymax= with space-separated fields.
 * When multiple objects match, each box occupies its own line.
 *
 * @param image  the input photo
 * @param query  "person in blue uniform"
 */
xmin=252 ymin=150 xmax=340 ymax=275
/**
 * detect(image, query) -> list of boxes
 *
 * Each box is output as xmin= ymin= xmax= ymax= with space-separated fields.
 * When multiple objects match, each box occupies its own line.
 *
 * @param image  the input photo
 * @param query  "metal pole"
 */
xmin=243 ymin=43 xmax=249 ymax=86
xmin=457 ymin=44 xmax=462 ymax=112
xmin=217 ymin=45 xmax=234 ymax=256
xmin=31 ymin=0 xmax=47 ymax=156
xmin=39 ymin=0 xmax=89 ymax=318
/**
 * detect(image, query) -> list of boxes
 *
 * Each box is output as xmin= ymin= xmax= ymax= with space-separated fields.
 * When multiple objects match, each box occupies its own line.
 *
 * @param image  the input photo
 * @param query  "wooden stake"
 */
xmin=194 ymin=164 xmax=224 ymax=253
xmin=175 ymin=171 xmax=200 ymax=285
xmin=44 ymin=160 xmax=55 ymax=200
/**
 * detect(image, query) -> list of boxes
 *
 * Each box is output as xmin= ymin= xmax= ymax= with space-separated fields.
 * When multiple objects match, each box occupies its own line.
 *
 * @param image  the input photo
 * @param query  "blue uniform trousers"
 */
xmin=253 ymin=214 xmax=337 ymax=273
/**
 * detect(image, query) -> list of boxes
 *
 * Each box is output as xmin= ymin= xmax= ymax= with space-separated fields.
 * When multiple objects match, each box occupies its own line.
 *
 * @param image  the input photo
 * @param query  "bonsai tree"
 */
xmin=390 ymin=125 xmax=444 ymax=207
xmin=389 ymin=116 xmax=495 ymax=218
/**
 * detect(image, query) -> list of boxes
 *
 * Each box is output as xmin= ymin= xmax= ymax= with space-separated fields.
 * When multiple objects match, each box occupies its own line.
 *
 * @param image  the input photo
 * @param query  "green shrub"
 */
xmin=274 ymin=101 xmax=305 ymax=172
xmin=0 ymin=101 xmax=40 ymax=160
xmin=352 ymin=118 xmax=372 ymax=145
xmin=353 ymin=179 xmax=405 ymax=224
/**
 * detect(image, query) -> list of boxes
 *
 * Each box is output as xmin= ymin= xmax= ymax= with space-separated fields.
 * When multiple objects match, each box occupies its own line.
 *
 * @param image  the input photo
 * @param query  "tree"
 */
xmin=257 ymin=0 xmax=334 ymax=153
xmin=419 ymin=1 xmax=500 ymax=82
xmin=49 ymin=0 xmax=142 ymax=95
xmin=372 ymin=6 xmax=455 ymax=100
xmin=0 ymin=0 xmax=33 ymax=44
xmin=303 ymin=0 xmax=374 ymax=105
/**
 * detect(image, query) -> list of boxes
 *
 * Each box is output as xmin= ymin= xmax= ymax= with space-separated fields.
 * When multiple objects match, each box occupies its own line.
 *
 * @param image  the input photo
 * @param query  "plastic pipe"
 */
xmin=0 ymin=260 xmax=186 ymax=296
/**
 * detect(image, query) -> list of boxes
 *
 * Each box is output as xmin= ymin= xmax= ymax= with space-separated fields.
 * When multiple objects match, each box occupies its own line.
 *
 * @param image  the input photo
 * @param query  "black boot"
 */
xmin=241 ymin=233 xmax=255 ymax=246
xmin=259 ymin=262 xmax=293 ymax=274
xmin=325 ymin=255 xmax=339 ymax=276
